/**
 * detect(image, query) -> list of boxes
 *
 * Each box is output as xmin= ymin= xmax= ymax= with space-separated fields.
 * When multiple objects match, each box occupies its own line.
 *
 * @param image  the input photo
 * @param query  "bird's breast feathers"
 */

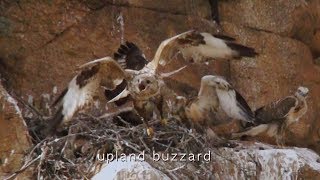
xmin=216 ymin=89 xmax=243 ymax=119
xmin=61 ymin=76 xmax=99 ymax=123
xmin=287 ymin=99 xmax=308 ymax=124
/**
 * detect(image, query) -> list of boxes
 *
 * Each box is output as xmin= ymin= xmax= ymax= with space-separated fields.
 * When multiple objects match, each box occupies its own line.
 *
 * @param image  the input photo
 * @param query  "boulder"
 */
xmin=0 ymin=82 xmax=33 ymax=178
xmin=92 ymin=157 xmax=170 ymax=180
xmin=211 ymin=142 xmax=320 ymax=179
xmin=92 ymin=142 xmax=320 ymax=179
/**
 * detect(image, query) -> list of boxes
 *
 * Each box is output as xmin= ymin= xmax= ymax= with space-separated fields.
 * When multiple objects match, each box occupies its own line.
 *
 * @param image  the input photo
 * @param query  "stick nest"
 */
xmin=10 ymin=110 xmax=221 ymax=180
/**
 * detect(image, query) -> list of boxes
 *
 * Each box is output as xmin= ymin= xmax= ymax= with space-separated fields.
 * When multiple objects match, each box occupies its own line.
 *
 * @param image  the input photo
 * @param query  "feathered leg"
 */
xmin=276 ymin=123 xmax=287 ymax=147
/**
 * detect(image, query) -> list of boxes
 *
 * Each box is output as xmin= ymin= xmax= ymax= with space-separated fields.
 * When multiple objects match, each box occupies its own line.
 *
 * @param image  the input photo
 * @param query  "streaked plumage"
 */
xmin=150 ymin=30 xmax=257 ymax=69
xmin=185 ymin=76 xmax=219 ymax=125
xmin=48 ymin=30 xmax=257 ymax=135
xmin=232 ymin=87 xmax=309 ymax=145
xmin=203 ymin=75 xmax=254 ymax=122
xmin=47 ymin=57 xmax=127 ymax=134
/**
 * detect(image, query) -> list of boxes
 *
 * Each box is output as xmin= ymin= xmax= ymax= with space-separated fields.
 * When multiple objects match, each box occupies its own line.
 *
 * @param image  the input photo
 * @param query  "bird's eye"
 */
xmin=216 ymin=82 xmax=220 ymax=85
xmin=146 ymin=80 xmax=151 ymax=84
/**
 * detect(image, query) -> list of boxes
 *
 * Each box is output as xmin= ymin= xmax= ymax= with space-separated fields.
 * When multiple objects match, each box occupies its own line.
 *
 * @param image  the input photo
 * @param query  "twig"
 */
xmin=10 ymin=92 xmax=44 ymax=119
xmin=168 ymin=164 xmax=186 ymax=172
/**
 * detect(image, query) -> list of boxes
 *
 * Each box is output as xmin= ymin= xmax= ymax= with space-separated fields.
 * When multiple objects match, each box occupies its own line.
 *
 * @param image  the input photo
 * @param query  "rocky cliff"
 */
xmin=1 ymin=0 xmax=320 ymax=179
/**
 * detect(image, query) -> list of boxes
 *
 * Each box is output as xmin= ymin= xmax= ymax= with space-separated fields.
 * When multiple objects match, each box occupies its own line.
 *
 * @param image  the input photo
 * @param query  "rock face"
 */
xmin=219 ymin=0 xmax=320 ymax=57
xmin=0 ymin=82 xmax=33 ymax=178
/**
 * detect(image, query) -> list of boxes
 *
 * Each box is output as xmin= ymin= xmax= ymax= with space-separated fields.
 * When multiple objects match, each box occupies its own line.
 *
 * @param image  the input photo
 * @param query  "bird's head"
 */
xmin=130 ymin=73 xmax=160 ymax=100
xmin=295 ymin=86 xmax=309 ymax=98
xmin=201 ymin=75 xmax=231 ymax=91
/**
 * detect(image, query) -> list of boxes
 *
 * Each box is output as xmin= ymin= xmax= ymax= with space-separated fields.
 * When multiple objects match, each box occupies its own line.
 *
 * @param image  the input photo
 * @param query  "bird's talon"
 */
xmin=147 ymin=127 xmax=154 ymax=137
xmin=161 ymin=118 xmax=168 ymax=126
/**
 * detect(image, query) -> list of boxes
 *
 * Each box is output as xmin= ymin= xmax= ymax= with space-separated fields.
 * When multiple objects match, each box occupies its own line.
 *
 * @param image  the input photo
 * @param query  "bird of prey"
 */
xmin=106 ymin=41 xmax=148 ymax=106
xmin=47 ymin=57 xmax=127 ymax=134
xmin=232 ymin=86 xmax=309 ymax=145
xmin=48 ymin=30 xmax=257 ymax=135
xmin=105 ymin=41 xmax=149 ymax=126
xmin=185 ymin=75 xmax=255 ymax=137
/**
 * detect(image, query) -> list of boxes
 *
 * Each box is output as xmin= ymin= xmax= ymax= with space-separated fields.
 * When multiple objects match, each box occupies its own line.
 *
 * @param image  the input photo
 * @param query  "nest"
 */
xmin=6 ymin=105 xmax=227 ymax=180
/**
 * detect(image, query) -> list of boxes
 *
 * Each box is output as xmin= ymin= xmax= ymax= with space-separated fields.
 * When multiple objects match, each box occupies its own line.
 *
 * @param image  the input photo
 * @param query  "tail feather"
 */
xmin=226 ymin=42 xmax=258 ymax=58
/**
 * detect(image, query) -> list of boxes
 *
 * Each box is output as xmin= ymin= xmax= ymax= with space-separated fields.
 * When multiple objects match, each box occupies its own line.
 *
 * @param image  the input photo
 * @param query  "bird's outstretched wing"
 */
xmin=48 ymin=57 xmax=126 ymax=133
xmin=148 ymin=30 xmax=258 ymax=71
xmin=254 ymin=96 xmax=297 ymax=124
xmin=105 ymin=42 xmax=148 ymax=106
xmin=114 ymin=41 xmax=148 ymax=70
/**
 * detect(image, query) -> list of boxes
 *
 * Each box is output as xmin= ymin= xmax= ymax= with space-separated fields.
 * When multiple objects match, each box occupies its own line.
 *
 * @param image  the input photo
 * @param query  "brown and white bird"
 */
xmin=232 ymin=86 xmax=309 ymax=145
xmin=48 ymin=30 xmax=257 ymax=134
xmin=47 ymin=57 xmax=127 ymax=134
xmin=185 ymin=75 xmax=255 ymax=131
xmin=105 ymin=41 xmax=149 ymax=125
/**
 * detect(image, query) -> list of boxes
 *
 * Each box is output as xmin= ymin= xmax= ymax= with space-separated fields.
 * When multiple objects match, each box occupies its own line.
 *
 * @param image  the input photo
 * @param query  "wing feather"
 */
xmin=51 ymin=87 xmax=68 ymax=107
xmin=235 ymin=90 xmax=254 ymax=121
xmin=113 ymin=41 xmax=148 ymax=70
xmin=105 ymin=42 xmax=148 ymax=106
xmin=255 ymin=96 xmax=297 ymax=124
xmin=149 ymin=30 xmax=258 ymax=71
xmin=48 ymin=57 xmax=126 ymax=133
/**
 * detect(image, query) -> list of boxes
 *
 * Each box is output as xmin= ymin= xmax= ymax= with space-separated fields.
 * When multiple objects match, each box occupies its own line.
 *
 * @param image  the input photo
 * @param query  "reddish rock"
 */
xmin=219 ymin=0 xmax=320 ymax=56
xmin=106 ymin=0 xmax=211 ymax=18
xmin=0 ymin=83 xmax=33 ymax=178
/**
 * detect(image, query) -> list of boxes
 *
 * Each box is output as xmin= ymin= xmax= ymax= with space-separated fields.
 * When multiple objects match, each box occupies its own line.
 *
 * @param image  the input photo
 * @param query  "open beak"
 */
xmin=139 ymin=83 xmax=146 ymax=91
